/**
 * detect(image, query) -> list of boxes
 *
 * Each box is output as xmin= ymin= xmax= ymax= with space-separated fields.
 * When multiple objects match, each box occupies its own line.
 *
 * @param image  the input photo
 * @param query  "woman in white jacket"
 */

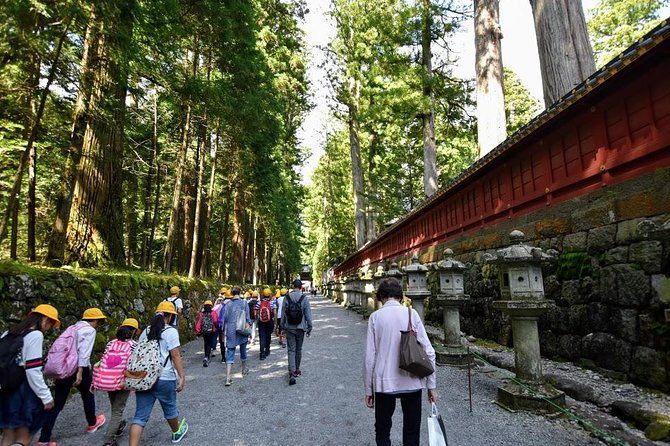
xmin=364 ymin=278 xmax=438 ymax=446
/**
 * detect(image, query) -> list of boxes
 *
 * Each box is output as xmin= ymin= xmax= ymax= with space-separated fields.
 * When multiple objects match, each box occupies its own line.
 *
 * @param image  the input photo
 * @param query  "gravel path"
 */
xmin=43 ymin=295 xmax=600 ymax=446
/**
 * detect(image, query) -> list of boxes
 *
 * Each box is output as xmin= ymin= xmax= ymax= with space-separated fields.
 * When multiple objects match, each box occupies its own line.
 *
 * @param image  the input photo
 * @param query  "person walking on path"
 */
xmin=0 ymin=304 xmax=60 ymax=446
xmin=215 ymin=289 xmax=232 ymax=362
xmin=221 ymin=286 xmax=250 ymax=386
xmin=276 ymin=288 xmax=287 ymax=347
xmin=38 ymin=308 xmax=108 ymax=446
xmin=256 ymin=288 xmax=277 ymax=360
xmin=128 ymin=301 xmax=188 ymax=445
xmin=164 ymin=286 xmax=183 ymax=327
xmin=364 ymin=278 xmax=438 ymax=446
xmin=195 ymin=300 xmax=219 ymax=367
xmin=280 ymin=279 xmax=312 ymax=385
xmin=248 ymin=290 xmax=259 ymax=345
xmin=93 ymin=318 xmax=140 ymax=446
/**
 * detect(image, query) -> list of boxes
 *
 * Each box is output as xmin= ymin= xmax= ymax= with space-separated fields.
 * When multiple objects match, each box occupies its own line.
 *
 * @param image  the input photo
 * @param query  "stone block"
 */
xmin=573 ymin=202 xmax=616 ymax=232
xmin=557 ymin=334 xmax=583 ymax=360
xmin=610 ymin=308 xmax=638 ymax=342
xmin=587 ymin=225 xmax=617 ymax=253
xmin=630 ymin=346 xmax=667 ymax=391
xmin=629 ymin=241 xmax=663 ymax=274
xmin=567 ymin=305 xmax=589 ymax=335
xmin=601 ymin=246 xmax=628 ymax=265
xmin=582 ymin=332 xmax=632 ymax=373
xmin=651 ymin=275 xmax=670 ymax=305
xmin=546 ymin=306 xmax=570 ymax=333
xmin=535 ymin=219 xmax=570 ymax=238
xmin=616 ymin=218 xmax=646 ymax=243
xmin=561 ymin=280 xmax=587 ymax=305
xmin=587 ymin=302 xmax=611 ymax=333
xmin=562 ymin=232 xmax=587 ymax=250
xmin=600 ymin=265 xmax=650 ymax=307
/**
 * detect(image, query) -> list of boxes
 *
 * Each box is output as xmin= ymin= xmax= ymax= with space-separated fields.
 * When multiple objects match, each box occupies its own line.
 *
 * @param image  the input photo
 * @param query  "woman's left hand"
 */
xmin=427 ymin=388 xmax=438 ymax=403
xmin=365 ymin=395 xmax=374 ymax=408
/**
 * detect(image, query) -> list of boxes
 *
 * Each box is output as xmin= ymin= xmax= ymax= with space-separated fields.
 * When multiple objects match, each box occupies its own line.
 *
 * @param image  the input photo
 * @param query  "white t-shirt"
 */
xmin=277 ymin=296 xmax=285 ymax=319
xmin=139 ymin=325 xmax=180 ymax=381
xmin=165 ymin=296 xmax=183 ymax=326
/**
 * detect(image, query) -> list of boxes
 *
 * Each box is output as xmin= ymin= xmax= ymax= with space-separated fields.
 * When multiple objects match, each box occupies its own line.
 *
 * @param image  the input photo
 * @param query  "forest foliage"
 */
xmin=0 ymin=0 xmax=310 ymax=283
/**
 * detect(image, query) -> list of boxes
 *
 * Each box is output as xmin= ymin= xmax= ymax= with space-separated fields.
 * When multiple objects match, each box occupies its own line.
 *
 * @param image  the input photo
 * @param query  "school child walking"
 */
xmin=92 ymin=318 xmax=140 ymax=446
xmin=128 ymin=302 xmax=188 ymax=445
xmin=0 ymin=304 xmax=60 ymax=446
xmin=38 ymin=308 xmax=108 ymax=445
xmin=256 ymin=288 xmax=277 ymax=360
xmin=195 ymin=300 xmax=219 ymax=367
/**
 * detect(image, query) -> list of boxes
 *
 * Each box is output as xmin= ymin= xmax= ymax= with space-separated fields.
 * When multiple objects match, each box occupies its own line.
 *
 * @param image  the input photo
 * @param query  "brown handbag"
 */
xmin=399 ymin=307 xmax=435 ymax=378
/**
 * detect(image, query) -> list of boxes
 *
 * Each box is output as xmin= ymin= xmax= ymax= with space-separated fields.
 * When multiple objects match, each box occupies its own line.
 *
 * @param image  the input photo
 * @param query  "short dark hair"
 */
xmin=116 ymin=325 xmax=136 ymax=341
xmin=293 ymin=279 xmax=302 ymax=288
xmin=231 ymin=286 xmax=242 ymax=296
xmin=376 ymin=278 xmax=403 ymax=301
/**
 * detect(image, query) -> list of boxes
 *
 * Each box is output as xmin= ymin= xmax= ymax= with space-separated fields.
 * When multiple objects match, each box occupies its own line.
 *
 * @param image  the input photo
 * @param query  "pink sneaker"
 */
xmin=86 ymin=414 xmax=107 ymax=433
xmin=35 ymin=442 xmax=57 ymax=446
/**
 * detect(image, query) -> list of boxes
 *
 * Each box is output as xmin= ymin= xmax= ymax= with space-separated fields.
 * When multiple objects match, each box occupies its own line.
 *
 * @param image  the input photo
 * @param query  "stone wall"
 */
xmin=403 ymin=169 xmax=670 ymax=392
xmin=0 ymin=261 xmax=222 ymax=353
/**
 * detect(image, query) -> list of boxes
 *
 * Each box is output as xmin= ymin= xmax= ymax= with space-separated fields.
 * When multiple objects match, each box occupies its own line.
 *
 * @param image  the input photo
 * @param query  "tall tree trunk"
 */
xmin=65 ymin=2 xmax=132 ymax=264
xmin=217 ymin=183 xmax=232 ymax=280
xmin=125 ymin=159 xmax=138 ymax=265
xmin=140 ymin=91 xmax=159 ymax=268
xmin=230 ymin=186 xmax=246 ymax=282
xmin=421 ymin=0 xmax=438 ymax=197
xmin=475 ymin=0 xmax=507 ymax=157
xmin=163 ymin=44 xmax=198 ymax=272
xmin=530 ymin=0 xmax=595 ymax=106
xmin=48 ymin=17 xmax=97 ymax=263
xmin=188 ymin=125 xmax=207 ymax=278
xmin=251 ymin=214 xmax=258 ymax=285
xmin=348 ymin=79 xmax=366 ymax=249
xmin=147 ymin=162 xmax=162 ymax=270
xmin=200 ymin=129 xmax=218 ymax=278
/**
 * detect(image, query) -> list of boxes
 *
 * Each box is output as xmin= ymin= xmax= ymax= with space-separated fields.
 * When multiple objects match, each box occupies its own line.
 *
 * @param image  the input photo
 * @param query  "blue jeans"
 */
xmin=39 ymin=367 xmax=96 ymax=442
xmin=225 ymin=342 xmax=248 ymax=364
xmin=0 ymin=380 xmax=45 ymax=435
xmin=374 ymin=390 xmax=422 ymax=446
xmin=131 ymin=379 xmax=178 ymax=427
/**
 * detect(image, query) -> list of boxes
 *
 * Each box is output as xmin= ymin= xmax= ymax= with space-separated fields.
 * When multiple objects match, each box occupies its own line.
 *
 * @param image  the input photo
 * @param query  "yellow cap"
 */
xmin=156 ymin=301 xmax=178 ymax=315
xmin=224 ymin=290 xmax=232 ymax=297
xmin=204 ymin=300 xmax=213 ymax=306
xmin=280 ymin=288 xmax=288 ymax=295
xmin=220 ymin=287 xmax=228 ymax=294
xmin=170 ymin=286 xmax=180 ymax=294
xmin=262 ymin=288 xmax=272 ymax=297
xmin=31 ymin=304 xmax=61 ymax=328
xmin=120 ymin=318 xmax=140 ymax=331
xmin=83 ymin=307 xmax=106 ymax=320
xmin=252 ymin=290 xmax=259 ymax=297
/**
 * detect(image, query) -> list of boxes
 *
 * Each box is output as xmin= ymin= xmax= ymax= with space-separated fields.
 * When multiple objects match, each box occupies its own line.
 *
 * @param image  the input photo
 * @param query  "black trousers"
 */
xmin=374 ymin=390 xmax=422 ymax=446
xmin=39 ymin=367 xmax=97 ymax=442
xmin=258 ymin=320 xmax=274 ymax=357
xmin=202 ymin=332 xmax=216 ymax=359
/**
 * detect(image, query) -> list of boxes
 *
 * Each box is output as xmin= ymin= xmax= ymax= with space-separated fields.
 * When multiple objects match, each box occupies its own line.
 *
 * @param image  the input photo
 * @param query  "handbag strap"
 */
xmin=406 ymin=306 xmax=414 ymax=332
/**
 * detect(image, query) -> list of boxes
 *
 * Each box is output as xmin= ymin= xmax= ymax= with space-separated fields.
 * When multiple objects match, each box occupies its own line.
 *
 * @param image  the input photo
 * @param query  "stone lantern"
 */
xmin=432 ymin=248 xmax=469 ymax=365
xmin=372 ymin=264 xmax=386 ymax=312
xmin=485 ymin=230 xmax=564 ymax=412
xmin=402 ymin=254 xmax=430 ymax=322
xmin=360 ymin=267 xmax=374 ymax=314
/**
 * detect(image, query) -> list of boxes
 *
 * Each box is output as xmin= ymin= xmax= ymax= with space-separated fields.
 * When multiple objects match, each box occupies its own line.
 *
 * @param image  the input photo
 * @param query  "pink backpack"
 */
xmin=44 ymin=324 xmax=80 ymax=379
xmin=92 ymin=339 xmax=135 ymax=391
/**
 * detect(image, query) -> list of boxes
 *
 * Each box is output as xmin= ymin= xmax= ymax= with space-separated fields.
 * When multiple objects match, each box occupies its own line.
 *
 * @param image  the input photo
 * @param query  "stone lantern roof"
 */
xmin=486 ymin=230 xmax=557 ymax=264
xmin=386 ymin=262 xmax=403 ymax=279
xmin=403 ymin=254 xmax=429 ymax=274
xmin=373 ymin=264 xmax=386 ymax=279
xmin=435 ymin=248 xmax=466 ymax=271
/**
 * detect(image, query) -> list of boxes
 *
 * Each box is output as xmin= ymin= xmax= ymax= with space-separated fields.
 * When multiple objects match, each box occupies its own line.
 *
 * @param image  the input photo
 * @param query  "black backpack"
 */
xmin=0 ymin=331 xmax=29 ymax=394
xmin=286 ymin=294 xmax=306 ymax=325
xmin=201 ymin=311 xmax=214 ymax=334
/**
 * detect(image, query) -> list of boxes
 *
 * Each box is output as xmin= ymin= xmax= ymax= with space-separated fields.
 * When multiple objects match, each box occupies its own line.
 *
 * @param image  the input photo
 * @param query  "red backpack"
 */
xmin=259 ymin=299 xmax=272 ymax=323
xmin=92 ymin=339 xmax=135 ymax=391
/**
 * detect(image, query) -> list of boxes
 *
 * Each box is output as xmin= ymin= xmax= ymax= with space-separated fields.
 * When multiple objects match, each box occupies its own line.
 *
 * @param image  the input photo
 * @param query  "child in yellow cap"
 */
xmin=38 ymin=308 xmax=107 ymax=445
xmin=0 ymin=304 xmax=60 ymax=446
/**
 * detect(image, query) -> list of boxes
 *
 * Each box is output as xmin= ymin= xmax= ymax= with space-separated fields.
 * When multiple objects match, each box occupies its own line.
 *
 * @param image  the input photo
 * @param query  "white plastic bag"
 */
xmin=427 ymin=402 xmax=449 ymax=446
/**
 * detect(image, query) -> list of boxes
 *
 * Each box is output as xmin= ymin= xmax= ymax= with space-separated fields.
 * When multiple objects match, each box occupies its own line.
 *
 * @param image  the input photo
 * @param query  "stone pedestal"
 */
xmin=362 ymin=278 xmax=374 ymax=315
xmin=433 ymin=294 xmax=470 ymax=366
xmin=492 ymin=300 xmax=565 ymax=411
